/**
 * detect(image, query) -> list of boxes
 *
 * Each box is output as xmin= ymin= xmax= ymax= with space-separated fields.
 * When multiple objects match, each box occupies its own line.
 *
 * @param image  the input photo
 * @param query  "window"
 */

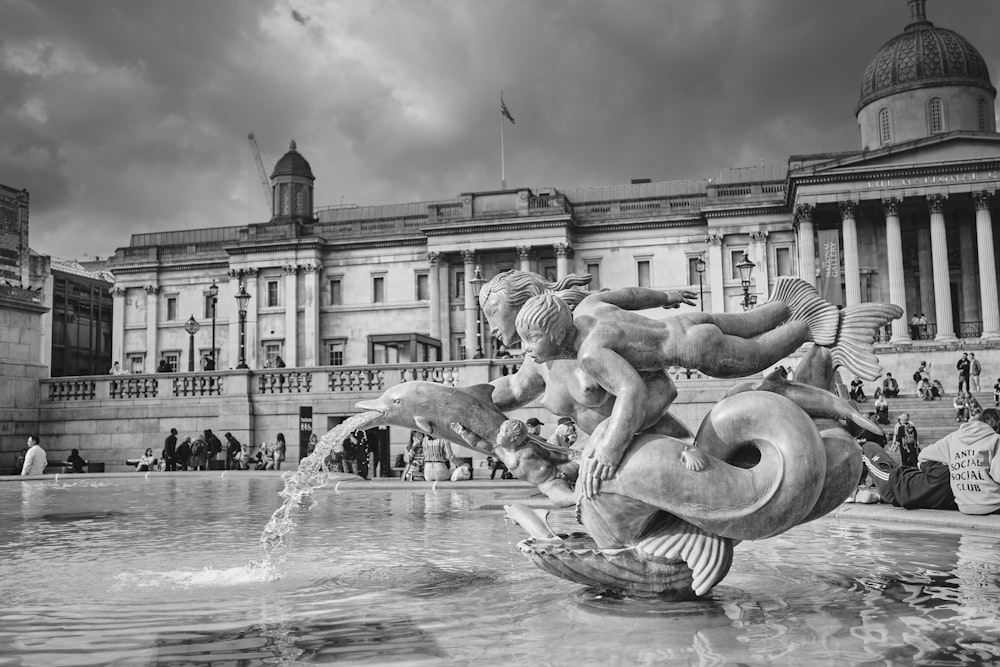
xmin=263 ymin=342 xmax=282 ymax=367
xmin=451 ymin=334 xmax=467 ymax=361
xmin=127 ymin=354 xmax=144 ymax=374
xmin=326 ymin=339 xmax=346 ymax=366
xmin=636 ymin=259 xmax=651 ymax=288
xmin=166 ymin=296 xmax=177 ymax=321
xmin=453 ymin=270 xmax=465 ymax=300
xmin=585 ymin=262 xmax=601 ymax=291
xmin=161 ymin=353 xmax=179 ymax=372
xmin=266 ymin=280 xmax=279 ymax=307
xmin=980 ymin=99 xmax=989 ymax=131
xmin=928 ymin=97 xmax=943 ymax=134
xmin=372 ymin=275 xmax=385 ymax=303
xmin=878 ymin=107 xmax=891 ymax=146
xmin=416 ymin=272 xmax=429 ymax=301
xmin=203 ymin=293 xmax=216 ymax=320
xmin=775 ymin=247 xmax=793 ymax=277
xmin=329 ymin=278 xmax=342 ymax=306
xmin=687 ymin=256 xmax=705 ymax=286
xmin=730 ymin=249 xmax=749 ymax=280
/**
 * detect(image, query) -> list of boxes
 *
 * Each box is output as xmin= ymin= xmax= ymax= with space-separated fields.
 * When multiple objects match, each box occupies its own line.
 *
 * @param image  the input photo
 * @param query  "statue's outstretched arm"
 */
xmin=578 ymin=345 xmax=648 ymax=498
xmin=586 ymin=287 xmax=697 ymax=311
xmin=490 ymin=357 xmax=546 ymax=410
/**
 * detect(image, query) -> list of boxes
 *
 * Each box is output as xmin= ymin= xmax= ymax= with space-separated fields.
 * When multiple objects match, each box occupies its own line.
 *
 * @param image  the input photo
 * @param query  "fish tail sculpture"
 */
xmin=769 ymin=277 xmax=902 ymax=381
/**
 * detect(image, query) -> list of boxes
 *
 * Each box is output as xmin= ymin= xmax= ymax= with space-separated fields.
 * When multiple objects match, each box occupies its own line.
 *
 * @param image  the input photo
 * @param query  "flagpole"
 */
xmin=500 ymin=91 xmax=506 ymax=190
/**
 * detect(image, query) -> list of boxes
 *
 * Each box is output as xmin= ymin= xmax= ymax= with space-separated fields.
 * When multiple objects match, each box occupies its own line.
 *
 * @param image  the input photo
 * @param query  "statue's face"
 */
xmin=520 ymin=324 xmax=559 ymax=363
xmin=483 ymin=294 xmax=519 ymax=346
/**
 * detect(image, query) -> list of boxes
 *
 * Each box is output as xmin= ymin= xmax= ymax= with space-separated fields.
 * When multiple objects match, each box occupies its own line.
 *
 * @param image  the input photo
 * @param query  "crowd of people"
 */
xmin=152 ymin=428 xmax=286 ymax=472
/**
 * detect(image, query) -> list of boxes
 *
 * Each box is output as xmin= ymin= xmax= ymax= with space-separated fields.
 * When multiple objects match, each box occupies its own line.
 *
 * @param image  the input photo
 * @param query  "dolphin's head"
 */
xmin=356 ymin=381 xmax=449 ymax=435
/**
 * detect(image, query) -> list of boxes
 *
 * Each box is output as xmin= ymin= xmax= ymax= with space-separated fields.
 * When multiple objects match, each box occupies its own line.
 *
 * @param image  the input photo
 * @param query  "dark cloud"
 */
xmin=1 ymin=0 xmax=997 ymax=260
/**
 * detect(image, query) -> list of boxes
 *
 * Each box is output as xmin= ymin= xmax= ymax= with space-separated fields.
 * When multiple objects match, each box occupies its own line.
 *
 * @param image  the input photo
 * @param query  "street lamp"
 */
xmin=736 ymin=252 xmax=756 ymax=311
xmin=235 ymin=282 xmax=251 ymax=370
xmin=695 ymin=256 xmax=706 ymax=312
xmin=208 ymin=280 xmax=219 ymax=369
xmin=184 ymin=315 xmax=201 ymax=372
xmin=468 ymin=266 xmax=487 ymax=359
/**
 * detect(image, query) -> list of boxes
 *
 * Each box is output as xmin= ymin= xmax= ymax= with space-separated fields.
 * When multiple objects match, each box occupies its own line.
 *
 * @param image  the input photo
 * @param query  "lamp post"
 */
xmin=695 ymin=256 xmax=706 ymax=312
xmin=468 ymin=266 xmax=487 ymax=359
xmin=235 ymin=282 xmax=251 ymax=370
xmin=736 ymin=252 xmax=756 ymax=311
xmin=184 ymin=315 xmax=201 ymax=372
xmin=208 ymin=280 xmax=218 ymax=368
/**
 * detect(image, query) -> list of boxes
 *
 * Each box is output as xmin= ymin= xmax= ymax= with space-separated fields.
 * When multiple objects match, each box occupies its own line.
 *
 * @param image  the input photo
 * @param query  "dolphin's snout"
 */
xmin=355 ymin=399 xmax=381 ymax=414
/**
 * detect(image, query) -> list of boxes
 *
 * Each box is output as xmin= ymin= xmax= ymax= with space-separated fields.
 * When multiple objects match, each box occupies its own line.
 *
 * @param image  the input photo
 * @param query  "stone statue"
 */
xmin=357 ymin=271 xmax=902 ymax=599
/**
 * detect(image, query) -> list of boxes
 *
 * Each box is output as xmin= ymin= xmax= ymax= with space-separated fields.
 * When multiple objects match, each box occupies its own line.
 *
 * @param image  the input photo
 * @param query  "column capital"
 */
xmin=302 ymin=262 xmax=321 ymax=274
xmin=794 ymin=203 xmax=814 ymax=223
xmin=926 ymin=193 xmax=948 ymax=214
xmin=516 ymin=245 xmax=532 ymax=261
xmin=110 ymin=286 xmax=126 ymax=297
xmin=705 ymin=233 xmax=723 ymax=246
xmin=750 ymin=230 xmax=768 ymax=243
xmin=553 ymin=243 xmax=573 ymax=258
xmin=282 ymin=264 xmax=300 ymax=275
xmin=881 ymin=196 xmax=901 ymax=217
xmin=144 ymin=285 xmax=159 ymax=295
xmin=427 ymin=251 xmax=441 ymax=266
xmin=838 ymin=200 xmax=858 ymax=221
xmin=974 ymin=190 xmax=994 ymax=211
xmin=460 ymin=249 xmax=476 ymax=264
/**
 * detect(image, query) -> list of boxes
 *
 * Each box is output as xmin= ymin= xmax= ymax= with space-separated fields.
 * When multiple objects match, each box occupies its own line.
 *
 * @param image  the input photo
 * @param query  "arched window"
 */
xmin=928 ymin=97 xmax=944 ymax=134
xmin=878 ymin=108 xmax=892 ymax=146
xmin=980 ymin=99 xmax=989 ymax=131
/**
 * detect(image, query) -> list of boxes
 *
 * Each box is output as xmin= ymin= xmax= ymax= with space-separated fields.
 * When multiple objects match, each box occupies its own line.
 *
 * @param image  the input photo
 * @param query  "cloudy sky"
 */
xmin=4 ymin=0 xmax=999 ymax=260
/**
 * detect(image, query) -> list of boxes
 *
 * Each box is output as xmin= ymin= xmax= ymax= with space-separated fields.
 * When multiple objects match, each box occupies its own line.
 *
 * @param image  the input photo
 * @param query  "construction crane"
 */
xmin=247 ymin=133 xmax=273 ymax=214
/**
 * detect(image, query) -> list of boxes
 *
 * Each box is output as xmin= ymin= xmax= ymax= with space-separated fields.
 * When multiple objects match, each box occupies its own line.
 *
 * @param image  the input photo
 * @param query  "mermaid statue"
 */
xmin=357 ymin=271 xmax=902 ymax=599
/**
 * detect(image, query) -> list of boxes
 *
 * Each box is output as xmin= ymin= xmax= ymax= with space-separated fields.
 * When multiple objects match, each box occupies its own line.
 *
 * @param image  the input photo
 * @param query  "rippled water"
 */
xmin=1 ymin=476 xmax=999 ymax=665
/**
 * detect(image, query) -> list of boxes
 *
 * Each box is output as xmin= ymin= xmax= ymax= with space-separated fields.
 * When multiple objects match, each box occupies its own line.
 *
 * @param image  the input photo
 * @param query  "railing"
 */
xmin=959 ymin=321 xmax=983 ymax=338
xmin=48 ymin=379 xmax=96 ymax=401
xmin=259 ymin=370 xmax=311 ymax=394
xmin=111 ymin=377 xmax=158 ymax=399
xmin=173 ymin=375 xmax=223 ymax=397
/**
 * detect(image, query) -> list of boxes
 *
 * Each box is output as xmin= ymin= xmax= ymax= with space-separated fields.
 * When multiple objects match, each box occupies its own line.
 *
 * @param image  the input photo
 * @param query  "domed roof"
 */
xmin=270 ymin=140 xmax=314 ymax=180
xmin=857 ymin=0 xmax=995 ymax=112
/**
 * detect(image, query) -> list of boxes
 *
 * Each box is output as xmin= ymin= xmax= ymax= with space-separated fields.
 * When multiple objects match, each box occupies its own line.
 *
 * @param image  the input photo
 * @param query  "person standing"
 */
xmin=189 ymin=435 xmax=207 ymax=471
xmin=891 ymin=413 xmax=920 ymax=468
xmin=175 ymin=436 xmax=192 ymax=471
xmin=957 ymin=353 xmax=971 ymax=394
xmin=274 ymin=433 xmax=287 ymax=471
xmin=970 ymin=353 xmax=982 ymax=393
xmin=919 ymin=408 xmax=1000 ymax=515
xmin=163 ymin=428 xmax=178 ymax=472
xmin=20 ymin=435 xmax=47 ymax=475
xmin=109 ymin=361 xmax=125 ymax=375
xmin=909 ymin=314 xmax=921 ymax=340
xmin=204 ymin=429 xmax=223 ymax=466
xmin=224 ymin=433 xmax=241 ymax=470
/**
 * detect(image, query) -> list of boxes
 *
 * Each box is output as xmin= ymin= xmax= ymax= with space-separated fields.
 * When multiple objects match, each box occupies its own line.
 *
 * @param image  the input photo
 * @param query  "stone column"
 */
xmin=111 ymin=286 xmax=126 ymax=365
xmin=516 ymin=246 xmax=532 ymax=272
xmin=462 ymin=249 xmax=478 ymax=359
xmin=974 ymin=191 xmax=1000 ymax=339
xmin=882 ymin=197 xmax=910 ymax=343
xmin=794 ymin=204 xmax=816 ymax=287
xmin=246 ymin=268 xmax=259 ymax=369
xmin=144 ymin=285 xmax=159 ymax=373
xmin=554 ymin=243 xmax=572 ymax=280
xmin=959 ymin=218 xmax=978 ymax=332
xmin=303 ymin=262 xmax=320 ymax=366
xmin=428 ymin=252 xmax=442 ymax=340
xmin=750 ymin=231 xmax=769 ymax=301
xmin=227 ymin=270 xmax=241 ymax=370
xmin=283 ymin=265 xmax=299 ymax=365
xmin=438 ymin=255 xmax=451 ymax=360
xmin=706 ymin=233 xmax=725 ymax=313
xmin=917 ymin=225 xmax=934 ymax=323
xmin=839 ymin=201 xmax=862 ymax=305
xmin=928 ymin=194 xmax=956 ymax=341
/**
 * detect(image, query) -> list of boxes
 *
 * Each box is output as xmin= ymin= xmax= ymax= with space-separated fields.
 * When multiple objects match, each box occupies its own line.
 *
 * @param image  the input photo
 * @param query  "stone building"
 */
xmin=108 ymin=0 xmax=1000 ymax=373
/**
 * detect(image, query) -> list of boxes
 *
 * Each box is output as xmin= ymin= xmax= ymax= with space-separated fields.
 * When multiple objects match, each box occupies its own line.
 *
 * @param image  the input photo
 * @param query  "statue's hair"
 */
xmin=498 ymin=419 xmax=528 ymax=447
xmin=515 ymin=294 xmax=574 ymax=340
xmin=981 ymin=408 xmax=1000 ymax=433
xmin=479 ymin=269 xmax=592 ymax=312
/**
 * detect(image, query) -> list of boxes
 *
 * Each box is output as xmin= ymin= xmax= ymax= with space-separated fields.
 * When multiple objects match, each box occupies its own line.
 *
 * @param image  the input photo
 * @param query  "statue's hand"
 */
xmin=449 ymin=422 xmax=481 ymax=448
xmin=578 ymin=452 xmax=617 ymax=499
xmin=663 ymin=289 xmax=699 ymax=309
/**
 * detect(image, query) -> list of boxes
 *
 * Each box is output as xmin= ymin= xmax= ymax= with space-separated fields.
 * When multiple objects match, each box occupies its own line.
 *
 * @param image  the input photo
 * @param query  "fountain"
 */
xmin=357 ymin=273 xmax=905 ymax=599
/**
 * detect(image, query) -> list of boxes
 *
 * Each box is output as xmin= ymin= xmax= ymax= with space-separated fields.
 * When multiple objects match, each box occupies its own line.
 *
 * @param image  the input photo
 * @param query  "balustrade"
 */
xmin=111 ymin=377 xmax=159 ymax=399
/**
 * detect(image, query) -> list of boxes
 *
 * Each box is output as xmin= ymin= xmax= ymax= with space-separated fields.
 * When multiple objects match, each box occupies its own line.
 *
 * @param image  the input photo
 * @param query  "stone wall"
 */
xmin=0 ymin=293 xmax=47 ymax=473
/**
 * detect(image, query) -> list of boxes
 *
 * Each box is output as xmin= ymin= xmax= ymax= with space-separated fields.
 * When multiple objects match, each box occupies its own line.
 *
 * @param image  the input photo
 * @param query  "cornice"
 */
xmin=110 ymin=260 xmax=231 ymax=275
xmin=702 ymin=203 xmax=789 ymax=219
xmin=577 ymin=218 xmax=707 ymax=232
xmin=322 ymin=236 xmax=428 ymax=251
xmin=422 ymin=216 xmax=571 ymax=236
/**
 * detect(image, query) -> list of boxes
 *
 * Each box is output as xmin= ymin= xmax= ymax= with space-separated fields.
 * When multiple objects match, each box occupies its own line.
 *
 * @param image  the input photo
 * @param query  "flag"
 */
xmin=501 ymin=95 xmax=515 ymax=125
